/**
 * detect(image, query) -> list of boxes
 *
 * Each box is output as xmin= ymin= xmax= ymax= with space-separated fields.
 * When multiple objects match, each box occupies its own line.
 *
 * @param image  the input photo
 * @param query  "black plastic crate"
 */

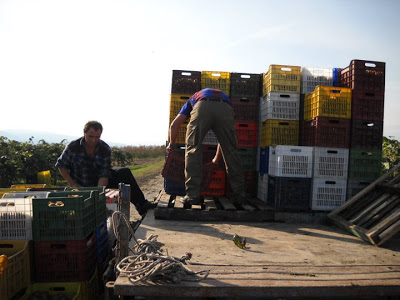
xmin=231 ymin=96 xmax=260 ymax=122
xmin=350 ymin=119 xmax=383 ymax=150
xmin=229 ymin=72 xmax=262 ymax=97
xmin=267 ymin=176 xmax=312 ymax=210
xmin=340 ymin=59 xmax=385 ymax=93
xmin=299 ymin=117 xmax=351 ymax=148
xmin=171 ymin=70 xmax=201 ymax=94
xmin=351 ymin=90 xmax=385 ymax=121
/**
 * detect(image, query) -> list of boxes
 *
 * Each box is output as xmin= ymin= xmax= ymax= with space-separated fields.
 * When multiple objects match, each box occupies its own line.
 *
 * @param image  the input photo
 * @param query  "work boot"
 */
xmin=136 ymin=200 xmax=157 ymax=216
xmin=180 ymin=195 xmax=203 ymax=206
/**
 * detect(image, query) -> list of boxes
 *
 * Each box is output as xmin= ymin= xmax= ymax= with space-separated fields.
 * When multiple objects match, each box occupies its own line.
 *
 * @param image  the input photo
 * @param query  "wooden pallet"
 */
xmin=154 ymin=190 xmax=275 ymax=222
xmin=328 ymin=163 xmax=400 ymax=247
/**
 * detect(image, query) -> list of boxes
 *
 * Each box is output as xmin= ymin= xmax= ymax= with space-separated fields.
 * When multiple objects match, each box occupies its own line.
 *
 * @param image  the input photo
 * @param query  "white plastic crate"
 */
xmin=202 ymin=130 xmax=218 ymax=145
xmin=260 ymin=92 xmax=300 ymax=121
xmin=311 ymin=178 xmax=347 ymax=211
xmin=313 ymin=147 xmax=349 ymax=179
xmin=268 ymin=145 xmax=314 ymax=178
xmin=0 ymin=198 xmax=33 ymax=240
xmin=301 ymin=67 xmax=333 ymax=94
xmin=257 ymin=173 xmax=269 ymax=202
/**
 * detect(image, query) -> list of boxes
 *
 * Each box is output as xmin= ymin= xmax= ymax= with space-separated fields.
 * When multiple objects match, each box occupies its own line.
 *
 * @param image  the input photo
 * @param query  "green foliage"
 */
xmin=0 ymin=136 xmax=67 ymax=187
xmin=0 ymin=136 xmax=165 ymax=187
xmin=382 ymin=136 xmax=400 ymax=172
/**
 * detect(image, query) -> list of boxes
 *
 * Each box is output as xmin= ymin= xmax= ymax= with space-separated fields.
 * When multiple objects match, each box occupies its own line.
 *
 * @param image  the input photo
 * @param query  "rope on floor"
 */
xmin=111 ymin=211 xmax=210 ymax=284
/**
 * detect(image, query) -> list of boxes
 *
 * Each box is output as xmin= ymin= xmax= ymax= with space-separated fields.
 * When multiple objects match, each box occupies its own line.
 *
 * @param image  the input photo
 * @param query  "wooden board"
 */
xmin=328 ymin=162 xmax=400 ymax=246
xmin=113 ymin=212 xmax=400 ymax=298
xmin=153 ymin=191 xmax=276 ymax=222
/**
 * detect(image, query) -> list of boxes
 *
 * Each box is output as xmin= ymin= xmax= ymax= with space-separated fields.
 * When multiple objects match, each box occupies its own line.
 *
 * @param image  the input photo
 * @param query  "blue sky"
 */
xmin=1 ymin=0 xmax=399 ymax=145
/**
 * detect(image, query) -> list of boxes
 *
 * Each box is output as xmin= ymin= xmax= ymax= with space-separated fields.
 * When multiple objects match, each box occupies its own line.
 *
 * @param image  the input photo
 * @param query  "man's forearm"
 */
xmin=58 ymin=167 xmax=79 ymax=187
xmin=98 ymin=177 xmax=109 ymax=187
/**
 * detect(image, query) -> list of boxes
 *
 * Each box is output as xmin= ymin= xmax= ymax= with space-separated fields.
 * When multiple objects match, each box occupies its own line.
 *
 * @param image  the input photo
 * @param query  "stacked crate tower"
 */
xmin=226 ymin=72 xmax=261 ymax=197
xmin=0 ymin=187 xmax=108 ymax=299
xmin=258 ymin=65 xmax=314 ymax=210
xmin=299 ymin=68 xmax=352 ymax=211
xmin=167 ymin=70 xmax=261 ymax=197
xmin=339 ymin=60 xmax=386 ymax=200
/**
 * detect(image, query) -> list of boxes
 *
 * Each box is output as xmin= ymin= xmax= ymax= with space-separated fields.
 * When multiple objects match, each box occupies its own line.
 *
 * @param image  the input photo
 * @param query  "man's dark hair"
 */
xmin=84 ymin=121 xmax=103 ymax=133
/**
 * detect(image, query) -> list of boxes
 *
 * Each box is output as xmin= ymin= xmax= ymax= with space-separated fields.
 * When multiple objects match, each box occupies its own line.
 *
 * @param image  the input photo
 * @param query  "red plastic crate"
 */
xmin=340 ymin=59 xmax=385 ymax=93
xmin=299 ymin=117 xmax=351 ymax=148
xmin=235 ymin=121 xmax=258 ymax=147
xmin=201 ymin=169 xmax=226 ymax=196
xmin=202 ymin=145 xmax=225 ymax=170
xmin=351 ymin=89 xmax=384 ymax=121
xmin=161 ymin=146 xmax=185 ymax=183
xmin=350 ymin=119 xmax=383 ymax=150
xmin=34 ymin=232 xmax=96 ymax=282
xmin=231 ymin=97 xmax=260 ymax=122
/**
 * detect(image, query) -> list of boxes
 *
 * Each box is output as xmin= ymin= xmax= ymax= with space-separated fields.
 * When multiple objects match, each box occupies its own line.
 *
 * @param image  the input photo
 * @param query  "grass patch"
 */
xmin=128 ymin=156 xmax=165 ymax=180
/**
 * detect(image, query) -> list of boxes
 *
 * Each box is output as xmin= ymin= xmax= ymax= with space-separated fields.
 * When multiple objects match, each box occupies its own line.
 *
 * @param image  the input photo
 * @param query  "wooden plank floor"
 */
xmin=113 ymin=198 xmax=400 ymax=299
xmin=154 ymin=190 xmax=328 ymax=224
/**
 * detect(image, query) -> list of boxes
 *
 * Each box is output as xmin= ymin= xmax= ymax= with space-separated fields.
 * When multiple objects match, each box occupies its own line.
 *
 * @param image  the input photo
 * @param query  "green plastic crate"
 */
xmin=66 ymin=187 xmax=107 ymax=226
xmin=32 ymin=191 xmax=96 ymax=241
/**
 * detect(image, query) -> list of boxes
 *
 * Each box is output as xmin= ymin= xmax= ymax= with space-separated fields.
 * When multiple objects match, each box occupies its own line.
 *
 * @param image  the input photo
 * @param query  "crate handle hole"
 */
xmin=211 ymin=73 xmax=221 ymax=77
xmin=181 ymin=72 xmax=192 ymax=76
xmin=365 ymin=62 xmax=377 ymax=68
xmin=240 ymin=74 xmax=251 ymax=79
xmin=281 ymin=67 xmax=292 ymax=72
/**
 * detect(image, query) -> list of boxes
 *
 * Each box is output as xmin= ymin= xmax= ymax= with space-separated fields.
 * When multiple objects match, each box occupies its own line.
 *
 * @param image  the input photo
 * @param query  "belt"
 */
xmin=201 ymin=97 xmax=224 ymax=102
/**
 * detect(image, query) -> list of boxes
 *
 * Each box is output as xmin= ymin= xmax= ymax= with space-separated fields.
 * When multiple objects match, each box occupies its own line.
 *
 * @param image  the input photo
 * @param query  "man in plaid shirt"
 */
xmin=56 ymin=120 xmax=156 ymax=215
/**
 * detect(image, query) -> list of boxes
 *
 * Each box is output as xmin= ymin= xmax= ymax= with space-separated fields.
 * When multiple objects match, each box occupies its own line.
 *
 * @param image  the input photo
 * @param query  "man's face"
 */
xmin=84 ymin=128 xmax=102 ymax=148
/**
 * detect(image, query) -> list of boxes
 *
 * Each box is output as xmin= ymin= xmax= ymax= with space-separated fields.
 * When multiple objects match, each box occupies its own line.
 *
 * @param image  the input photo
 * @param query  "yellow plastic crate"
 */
xmin=81 ymin=268 xmax=99 ymax=300
xmin=169 ymin=93 xmax=191 ymax=123
xmin=0 ymin=240 xmax=31 ymax=300
xmin=0 ymin=255 xmax=8 ymax=299
xmin=20 ymin=282 xmax=82 ymax=300
xmin=201 ymin=71 xmax=231 ymax=95
xmin=168 ymin=123 xmax=188 ymax=145
xmin=304 ymin=86 xmax=352 ymax=120
xmin=262 ymin=65 xmax=301 ymax=95
xmin=0 ymin=188 xmax=27 ymax=198
xmin=10 ymin=184 xmax=46 ymax=189
xmin=260 ymin=120 xmax=299 ymax=147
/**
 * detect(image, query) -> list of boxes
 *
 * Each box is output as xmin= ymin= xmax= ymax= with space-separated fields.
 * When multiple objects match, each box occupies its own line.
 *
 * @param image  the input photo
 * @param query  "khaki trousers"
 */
xmin=185 ymin=100 xmax=245 ymax=198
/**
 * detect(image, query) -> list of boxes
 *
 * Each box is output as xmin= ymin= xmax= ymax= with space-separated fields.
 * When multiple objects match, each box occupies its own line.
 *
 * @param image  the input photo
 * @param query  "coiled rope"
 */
xmin=111 ymin=211 xmax=210 ymax=284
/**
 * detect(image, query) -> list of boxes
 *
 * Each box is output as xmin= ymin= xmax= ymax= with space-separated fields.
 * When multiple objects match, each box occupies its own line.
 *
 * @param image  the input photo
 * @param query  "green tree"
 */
xmin=382 ymin=136 xmax=400 ymax=172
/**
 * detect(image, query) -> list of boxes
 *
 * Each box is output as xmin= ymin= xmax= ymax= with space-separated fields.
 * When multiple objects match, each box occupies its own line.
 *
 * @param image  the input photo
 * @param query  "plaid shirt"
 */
xmin=179 ymin=88 xmax=231 ymax=117
xmin=55 ymin=137 xmax=112 ymax=187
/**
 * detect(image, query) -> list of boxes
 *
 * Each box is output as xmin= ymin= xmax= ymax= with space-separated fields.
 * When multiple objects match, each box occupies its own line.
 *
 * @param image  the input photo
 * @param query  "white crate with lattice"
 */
xmin=257 ymin=173 xmax=269 ymax=202
xmin=268 ymin=145 xmax=314 ymax=178
xmin=0 ymin=198 xmax=33 ymax=240
xmin=301 ymin=67 xmax=333 ymax=94
xmin=313 ymin=147 xmax=349 ymax=179
xmin=260 ymin=92 xmax=300 ymax=121
xmin=202 ymin=130 xmax=218 ymax=145
xmin=311 ymin=178 xmax=347 ymax=211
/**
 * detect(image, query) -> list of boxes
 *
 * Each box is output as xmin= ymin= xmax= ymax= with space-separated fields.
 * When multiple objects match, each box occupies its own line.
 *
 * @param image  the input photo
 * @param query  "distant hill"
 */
xmin=0 ymin=130 xmax=126 ymax=147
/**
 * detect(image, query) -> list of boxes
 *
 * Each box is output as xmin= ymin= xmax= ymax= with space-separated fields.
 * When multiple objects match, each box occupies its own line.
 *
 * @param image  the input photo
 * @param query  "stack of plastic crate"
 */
xmin=311 ymin=147 xmax=349 ymax=211
xmin=266 ymin=145 xmax=314 ymax=210
xmin=0 ymin=190 xmax=39 ymax=300
xmin=166 ymin=71 xmax=201 ymax=196
xmin=226 ymin=72 xmax=261 ymax=197
xmin=258 ymin=65 xmax=301 ymax=202
xmin=339 ymin=59 xmax=386 ymax=200
xmin=29 ymin=190 xmax=99 ymax=299
xmin=300 ymin=86 xmax=352 ymax=148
